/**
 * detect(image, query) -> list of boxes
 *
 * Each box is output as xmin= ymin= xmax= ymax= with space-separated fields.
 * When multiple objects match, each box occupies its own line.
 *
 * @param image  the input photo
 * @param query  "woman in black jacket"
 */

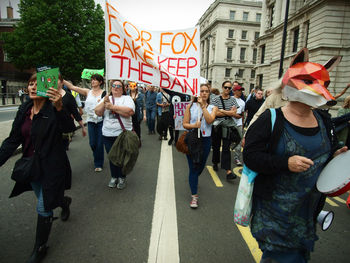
xmin=0 ymin=73 xmax=72 ymax=263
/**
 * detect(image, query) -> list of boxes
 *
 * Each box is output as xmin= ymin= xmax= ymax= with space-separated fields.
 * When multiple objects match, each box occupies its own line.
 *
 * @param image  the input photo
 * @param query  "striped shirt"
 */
xmin=210 ymin=95 xmax=239 ymax=121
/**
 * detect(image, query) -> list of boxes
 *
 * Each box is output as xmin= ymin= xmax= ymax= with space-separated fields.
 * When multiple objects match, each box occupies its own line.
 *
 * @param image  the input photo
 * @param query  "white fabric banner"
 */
xmin=105 ymin=1 xmax=201 ymax=96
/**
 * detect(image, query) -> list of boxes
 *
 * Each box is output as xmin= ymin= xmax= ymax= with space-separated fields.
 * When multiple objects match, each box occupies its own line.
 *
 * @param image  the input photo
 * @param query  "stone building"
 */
xmin=198 ymin=0 xmax=262 ymax=91
xmin=255 ymin=0 xmax=350 ymax=102
xmin=0 ymin=4 xmax=31 ymax=102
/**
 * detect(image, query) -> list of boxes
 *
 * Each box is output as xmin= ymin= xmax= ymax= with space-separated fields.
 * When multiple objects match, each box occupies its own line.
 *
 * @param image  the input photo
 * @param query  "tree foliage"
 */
xmin=1 ymin=0 xmax=105 ymax=83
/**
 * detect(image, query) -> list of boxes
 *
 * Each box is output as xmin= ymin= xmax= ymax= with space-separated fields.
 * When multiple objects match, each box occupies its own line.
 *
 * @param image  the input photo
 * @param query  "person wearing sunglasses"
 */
xmin=95 ymin=80 xmax=135 ymax=189
xmin=210 ymin=80 xmax=240 ymax=179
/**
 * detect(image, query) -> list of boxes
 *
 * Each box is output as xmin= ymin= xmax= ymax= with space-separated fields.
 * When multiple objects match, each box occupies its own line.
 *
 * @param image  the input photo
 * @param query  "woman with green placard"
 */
xmin=63 ymin=74 xmax=106 ymax=172
xmin=0 ymin=73 xmax=72 ymax=263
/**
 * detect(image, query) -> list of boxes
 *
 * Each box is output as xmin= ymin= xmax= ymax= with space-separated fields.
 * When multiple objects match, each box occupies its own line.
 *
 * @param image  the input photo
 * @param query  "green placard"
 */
xmin=81 ymin=68 xmax=104 ymax=79
xmin=36 ymin=67 xmax=59 ymax=97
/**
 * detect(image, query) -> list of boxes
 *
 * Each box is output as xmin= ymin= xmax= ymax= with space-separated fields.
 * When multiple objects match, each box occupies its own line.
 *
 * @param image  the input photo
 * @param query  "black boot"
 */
xmin=26 ymin=215 xmax=53 ymax=263
xmin=60 ymin=196 xmax=72 ymax=222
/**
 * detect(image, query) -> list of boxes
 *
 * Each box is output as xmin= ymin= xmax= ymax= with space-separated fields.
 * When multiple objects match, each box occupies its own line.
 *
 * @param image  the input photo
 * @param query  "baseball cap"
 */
xmin=233 ymin=85 xmax=244 ymax=91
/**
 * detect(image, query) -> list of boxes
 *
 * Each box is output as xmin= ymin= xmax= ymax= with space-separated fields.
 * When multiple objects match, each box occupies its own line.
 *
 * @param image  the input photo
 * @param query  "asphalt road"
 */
xmin=0 ymin=122 xmax=349 ymax=262
xmin=0 ymin=107 xmax=18 ymax=122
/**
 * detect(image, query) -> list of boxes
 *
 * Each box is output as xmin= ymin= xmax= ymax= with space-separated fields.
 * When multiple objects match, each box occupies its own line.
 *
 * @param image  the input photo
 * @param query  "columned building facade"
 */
xmin=255 ymin=0 xmax=350 ymax=103
xmin=198 ymin=0 xmax=262 ymax=91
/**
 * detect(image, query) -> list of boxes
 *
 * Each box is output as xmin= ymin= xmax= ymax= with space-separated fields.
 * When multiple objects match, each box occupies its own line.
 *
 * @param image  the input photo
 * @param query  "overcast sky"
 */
xmin=1 ymin=0 xmax=215 ymax=30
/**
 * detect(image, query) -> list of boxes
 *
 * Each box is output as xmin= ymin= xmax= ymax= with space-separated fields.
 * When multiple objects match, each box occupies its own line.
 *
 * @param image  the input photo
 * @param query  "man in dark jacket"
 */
xmin=244 ymin=87 xmax=264 ymax=127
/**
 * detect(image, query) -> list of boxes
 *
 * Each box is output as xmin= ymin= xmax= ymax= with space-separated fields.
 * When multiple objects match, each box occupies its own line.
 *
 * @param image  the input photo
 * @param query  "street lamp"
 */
xmin=206 ymin=34 xmax=212 ymax=80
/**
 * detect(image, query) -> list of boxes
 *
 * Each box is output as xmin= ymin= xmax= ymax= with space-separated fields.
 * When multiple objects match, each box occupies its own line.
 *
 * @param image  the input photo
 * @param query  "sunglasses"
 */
xmin=223 ymin=86 xmax=232 ymax=90
xmin=112 ymin=84 xmax=122 ymax=88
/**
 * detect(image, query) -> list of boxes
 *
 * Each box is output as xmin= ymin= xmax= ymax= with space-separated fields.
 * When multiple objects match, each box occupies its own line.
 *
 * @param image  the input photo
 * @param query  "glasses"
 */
xmin=112 ymin=84 xmax=122 ymax=89
xmin=223 ymin=86 xmax=232 ymax=90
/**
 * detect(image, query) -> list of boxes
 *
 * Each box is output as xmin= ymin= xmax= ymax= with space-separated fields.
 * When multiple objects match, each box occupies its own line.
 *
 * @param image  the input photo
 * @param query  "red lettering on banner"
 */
xmin=140 ymin=63 xmax=153 ymax=84
xmin=184 ymin=78 xmax=198 ymax=95
xmin=111 ymin=55 xmax=153 ymax=84
xmin=170 ymin=77 xmax=184 ymax=92
xmin=167 ymin=58 xmax=177 ymax=76
xmin=187 ymin=57 xmax=197 ymax=78
xmin=176 ymin=58 xmax=186 ymax=77
xmin=160 ymin=71 xmax=171 ymax=88
xmin=111 ymin=55 xmax=129 ymax=76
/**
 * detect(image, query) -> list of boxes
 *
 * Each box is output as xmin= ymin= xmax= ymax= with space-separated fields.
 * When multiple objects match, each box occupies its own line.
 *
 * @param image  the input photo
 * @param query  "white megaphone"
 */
xmin=317 ymin=210 xmax=334 ymax=231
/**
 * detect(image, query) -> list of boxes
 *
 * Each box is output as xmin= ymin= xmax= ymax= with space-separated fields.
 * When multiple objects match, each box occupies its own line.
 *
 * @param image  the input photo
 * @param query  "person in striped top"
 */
xmin=210 ymin=81 xmax=240 ymax=180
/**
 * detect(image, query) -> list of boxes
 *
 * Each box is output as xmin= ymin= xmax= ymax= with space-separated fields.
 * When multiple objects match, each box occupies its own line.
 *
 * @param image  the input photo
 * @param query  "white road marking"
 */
xmin=148 ymin=139 xmax=179 ymax=263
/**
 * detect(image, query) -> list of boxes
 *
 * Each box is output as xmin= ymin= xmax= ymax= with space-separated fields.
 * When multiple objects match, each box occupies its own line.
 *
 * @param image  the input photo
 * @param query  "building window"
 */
xmin=227 ymin=47 xmax=233 ymax=60
xmin=230 ymin=11 xmax=235 ymax=20
xmin=238 ymin=69 xmax=244 ymax=78
xmin=293 ymin=26 xmax=299 ymax=52
xmin=256 ymin=13 xmax=261 ymax=22
xmin=258 ymin=74 xmax=263 ymax=88
xmin=243 ymin=12 xmax=249 ymax=21
xmin=260 ymin=45 xmax=265 ymax=64
xmin=3 ymin=51 xmax=10 ymax=62
xmin=253 ymin=48 xmax=257 ymax=64
xmin=250 ymin=83 xmax=255 ymax=92
xmin=225 ymin=68 xmax=231 ymax=78
xmin=255 ymin=32 xmax=260 ymax=40
xmin=251 ymin=69 xmax=256 ymax=79
xmin=228 ymin=29 xmax=234 ymax=38
xmin=240 ymin=48 xmax=246 ymax=62
xmin=242 ymin=30 xmax=247 ymax=40
xmin=269 ymin=5 xmax=274 ymax=28
xmin=304 ymin=21 xmax=309 ymax=48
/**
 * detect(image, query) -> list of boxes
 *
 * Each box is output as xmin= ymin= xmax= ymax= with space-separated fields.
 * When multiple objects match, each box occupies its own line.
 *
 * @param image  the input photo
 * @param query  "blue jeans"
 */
xmin=103 ymin=135 xmax=124 ymax=179
xmin=88 ymin=122 xmax=104 ymax=168
xmin=146 ymin=107 xmax=156 ymax=132
xmin=31 ymin=181 xmax=53 ymax=217
xmin=261 ymin=250 xmax=307 ymax=263
xmin=186 ymin=136 xmax=211 ymax=195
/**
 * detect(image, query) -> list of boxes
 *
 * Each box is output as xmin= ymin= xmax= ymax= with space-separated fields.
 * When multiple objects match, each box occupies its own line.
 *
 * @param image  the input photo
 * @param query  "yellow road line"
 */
xmin=233 ymin=167 xmax=243 ymax=178
xmin=326 ymin=198 xmax=339 ymax=207
xmin=236 ymin=224 xmax=262 ymax=263
xmin=206 ymin=166 xmax=223 ymax=187
xmin=333 ymin=196 xmax=346 ymax=204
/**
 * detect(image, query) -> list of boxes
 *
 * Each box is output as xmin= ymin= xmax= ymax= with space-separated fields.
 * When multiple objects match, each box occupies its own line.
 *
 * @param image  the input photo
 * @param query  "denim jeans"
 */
xmin=31 ymin=181 xmax=53 ymax=217
xmin=186 ymin=136 xmax=211 ymax=195
xmin=146 ymin=107 xmax=156 ymax=132
xmin=261 ymin=250 xmax=307 ymax=263
xmin=87 ymin=122 xmax=104 ymax=168
xmin=103 ymin=135 xmax=124 ymax=179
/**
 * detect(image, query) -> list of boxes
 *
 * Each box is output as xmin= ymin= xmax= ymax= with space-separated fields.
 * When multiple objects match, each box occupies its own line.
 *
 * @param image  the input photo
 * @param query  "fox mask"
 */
xmin=282 ymin=48 xmax=341 ymax=108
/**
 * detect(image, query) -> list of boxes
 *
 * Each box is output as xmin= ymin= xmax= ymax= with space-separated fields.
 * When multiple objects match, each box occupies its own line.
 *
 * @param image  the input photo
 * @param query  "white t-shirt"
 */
xmin=100 ymin=95 xmax=135 ymax=137
xmin=232 ymin=97 xmax=245 ymax=126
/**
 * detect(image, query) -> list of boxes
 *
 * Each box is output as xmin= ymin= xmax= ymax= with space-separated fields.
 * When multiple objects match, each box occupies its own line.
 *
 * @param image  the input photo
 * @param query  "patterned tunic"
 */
xmin=251 ymin=111 xmax=331 ymax=258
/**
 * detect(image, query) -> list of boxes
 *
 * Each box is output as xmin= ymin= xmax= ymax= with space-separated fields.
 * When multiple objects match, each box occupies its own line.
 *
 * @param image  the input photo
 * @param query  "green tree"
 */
xmin=1 ymin=0 xmax=105 ymax=83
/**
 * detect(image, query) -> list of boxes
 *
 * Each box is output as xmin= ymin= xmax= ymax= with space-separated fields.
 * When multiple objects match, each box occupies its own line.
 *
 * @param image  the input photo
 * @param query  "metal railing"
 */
xmin=0 ymin=93 xmax=22 ymax=106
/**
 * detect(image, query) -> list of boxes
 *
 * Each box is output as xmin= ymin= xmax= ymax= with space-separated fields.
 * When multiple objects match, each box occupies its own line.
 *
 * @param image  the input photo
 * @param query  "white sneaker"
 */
xmin=95 ymin=167 xmax=102 ymax=172
xmin=117 ymin=177 xmax=127 ymax=190
xmin=190 ymin=195 xmax=198 ymax=209
xmin=108 ymin=177 xmax=117 ymax=188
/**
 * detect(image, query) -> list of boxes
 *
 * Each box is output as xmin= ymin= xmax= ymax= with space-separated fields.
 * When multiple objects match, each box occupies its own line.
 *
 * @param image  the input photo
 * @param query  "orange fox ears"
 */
xmin=290 ymin=48 xmax=309 ymax=67
xmin=290 ymin=47 xmax=342 ymax=72
xmin=324 ymin=56 xmax=342 ymax=72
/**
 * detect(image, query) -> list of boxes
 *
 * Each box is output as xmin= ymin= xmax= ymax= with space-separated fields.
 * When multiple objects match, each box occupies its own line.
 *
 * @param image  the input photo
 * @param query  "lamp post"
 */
xmin=278 ymin=0 xmax=290 ymax=78
xmin=206 ymin=35 xmax=212 ymax=80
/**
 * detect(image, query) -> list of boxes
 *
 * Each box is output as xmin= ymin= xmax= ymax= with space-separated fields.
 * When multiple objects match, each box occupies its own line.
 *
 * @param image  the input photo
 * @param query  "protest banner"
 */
xmin=36 ymin=67 xmax=59 ymax=97
xmin=105 ymin=1 xmax=201 ymax=97
xmin=174 ymin=101 xmax=191 ymax=130
xmin=81 ymin=68 xmax=104 ymax=79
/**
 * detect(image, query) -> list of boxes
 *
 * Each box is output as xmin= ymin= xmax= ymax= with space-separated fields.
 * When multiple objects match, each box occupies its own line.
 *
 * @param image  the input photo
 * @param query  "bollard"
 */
xmin=12 ymin=94 xmax=15 ymax=104
xmin=2 ymin=94 xmax=5 ymax=105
